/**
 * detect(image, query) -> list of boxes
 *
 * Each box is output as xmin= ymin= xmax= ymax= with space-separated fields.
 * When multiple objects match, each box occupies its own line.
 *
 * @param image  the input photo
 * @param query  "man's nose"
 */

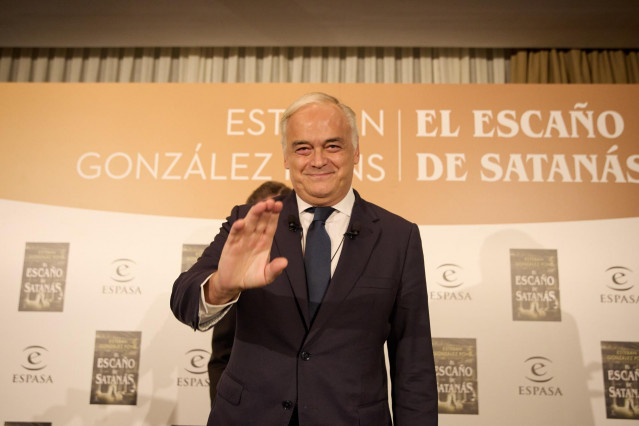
xmin=310 ymin=149 xmax=327 ymax=167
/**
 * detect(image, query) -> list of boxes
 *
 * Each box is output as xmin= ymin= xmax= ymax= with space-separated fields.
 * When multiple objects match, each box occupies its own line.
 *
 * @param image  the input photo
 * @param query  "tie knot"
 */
xmin=308 ymin=206 xmax=335 ymax=223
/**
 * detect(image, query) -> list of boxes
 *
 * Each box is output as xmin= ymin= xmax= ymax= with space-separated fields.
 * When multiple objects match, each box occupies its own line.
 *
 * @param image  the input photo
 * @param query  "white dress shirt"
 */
xmin=296 ymin=188 xmax=354 ymax=276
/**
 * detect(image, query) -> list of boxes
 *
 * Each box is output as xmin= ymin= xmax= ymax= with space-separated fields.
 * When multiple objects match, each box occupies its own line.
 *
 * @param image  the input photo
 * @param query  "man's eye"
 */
xmin=296 ymin=147 xmax=311 ymax=154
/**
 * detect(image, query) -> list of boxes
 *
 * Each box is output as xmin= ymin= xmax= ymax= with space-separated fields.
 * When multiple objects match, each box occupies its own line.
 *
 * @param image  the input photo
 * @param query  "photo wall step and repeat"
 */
xmin=1 ymin=83 xmax=637 ymax=425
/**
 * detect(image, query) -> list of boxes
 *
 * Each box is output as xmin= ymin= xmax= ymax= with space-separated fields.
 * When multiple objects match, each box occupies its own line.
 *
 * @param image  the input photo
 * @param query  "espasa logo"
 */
xmin=103 ymin=258 xmax=142 ymax=295
xmin=605 ymin=266 xmax=633 ymax=291
xmin=177 ymin=349 xmax=210 ymax=388
xmin=518 ymin=356 xmax=562 ymax=396
xmin=601 ymin=266 xmax=637 ymax=304
xmin=429 ymin=263 xmax=471 ymax=301
xmin=110 ymin=258 xmax=136 ymax=283
xmin=436 ymin=264 xmax=464 ymax=289
xmin=524 ymin=356 xmax=553 ymax=383
xmin=184 ymin=349 xmax=209 ymax=375
xmin=13 ymin=345 xmax=53 ymax=384
xmin=22 ymin=345 xmax=48 ymax=371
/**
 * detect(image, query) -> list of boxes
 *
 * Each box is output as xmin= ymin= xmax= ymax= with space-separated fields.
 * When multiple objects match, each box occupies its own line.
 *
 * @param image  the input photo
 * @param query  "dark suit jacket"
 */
xmin=208 ymin=302 xmax=236 ymax=404
xmin=171 ymin=190 xmax=438 ymax=425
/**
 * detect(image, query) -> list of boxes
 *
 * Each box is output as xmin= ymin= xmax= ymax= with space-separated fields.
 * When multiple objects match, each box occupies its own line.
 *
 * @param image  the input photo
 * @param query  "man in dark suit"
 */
xmin=171 ymin=92 xmax=438 ymax=425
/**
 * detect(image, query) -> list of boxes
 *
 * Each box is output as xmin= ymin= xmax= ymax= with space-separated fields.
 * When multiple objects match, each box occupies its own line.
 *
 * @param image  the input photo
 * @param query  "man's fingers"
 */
xmin=264 ymin=257 xmax=288 ymax=283
xmin=242 ymin=199 xmax=271 ymax=233
xmin=241 ymin=201 xmax=263 ymax=233
xmin=229 ymin=200 xmax=273 ymax=240
xmin=265 ymin=200 xmax=283 ymax=236
xmin=249 ymin=199 xmax=281 ymax=235
xmin=219 ymin=200 xmax=285 ymax=291
xmin=226 ymin=218 xmax=246 ymax=245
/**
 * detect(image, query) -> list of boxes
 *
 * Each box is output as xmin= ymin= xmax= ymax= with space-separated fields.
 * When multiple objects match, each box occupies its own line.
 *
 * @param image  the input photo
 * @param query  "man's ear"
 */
xmin=353 ymin=144 xmax=360 ymax=164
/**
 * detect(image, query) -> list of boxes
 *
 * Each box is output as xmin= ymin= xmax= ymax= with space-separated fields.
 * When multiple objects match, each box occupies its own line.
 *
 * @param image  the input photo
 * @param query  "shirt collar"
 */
xmin=296 ymin=187 xmax=355 ymax=218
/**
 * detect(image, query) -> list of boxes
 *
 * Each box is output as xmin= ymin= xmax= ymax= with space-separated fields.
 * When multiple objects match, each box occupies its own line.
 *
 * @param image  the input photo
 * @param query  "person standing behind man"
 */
xmin=171 ymin=92 xmax=438 ymax=425
xmin=208 ymin=181 xmax=292 ymax=405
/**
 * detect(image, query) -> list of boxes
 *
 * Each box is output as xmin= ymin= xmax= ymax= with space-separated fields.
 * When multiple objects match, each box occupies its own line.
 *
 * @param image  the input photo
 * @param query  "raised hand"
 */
xmin=205 ymin=198 xmax=288 ymax=304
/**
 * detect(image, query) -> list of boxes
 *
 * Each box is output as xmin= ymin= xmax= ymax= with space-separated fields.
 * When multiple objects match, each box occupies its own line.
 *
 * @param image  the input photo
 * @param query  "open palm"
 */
xmin=207 ymin=199 xmax=288 ymax=304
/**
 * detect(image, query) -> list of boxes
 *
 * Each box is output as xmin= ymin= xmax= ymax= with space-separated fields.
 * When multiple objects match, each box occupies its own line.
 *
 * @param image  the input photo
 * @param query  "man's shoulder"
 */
xmin=355 ymin=192 xmax=415 ymax=228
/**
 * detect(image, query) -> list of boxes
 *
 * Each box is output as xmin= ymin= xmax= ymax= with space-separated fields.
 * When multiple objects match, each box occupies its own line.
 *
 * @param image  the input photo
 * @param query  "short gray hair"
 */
xmin=280 ymin=92 xmax=359 ymax=151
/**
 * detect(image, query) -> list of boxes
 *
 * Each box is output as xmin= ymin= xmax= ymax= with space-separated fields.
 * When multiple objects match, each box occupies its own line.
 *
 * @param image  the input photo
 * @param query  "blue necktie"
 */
xmin=305 ymin=207 xmax=335 ymax=319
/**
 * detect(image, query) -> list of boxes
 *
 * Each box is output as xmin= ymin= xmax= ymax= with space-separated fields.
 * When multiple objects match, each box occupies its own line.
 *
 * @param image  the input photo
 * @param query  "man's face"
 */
xmin=284 ymin=102 xmax=360 ymax=207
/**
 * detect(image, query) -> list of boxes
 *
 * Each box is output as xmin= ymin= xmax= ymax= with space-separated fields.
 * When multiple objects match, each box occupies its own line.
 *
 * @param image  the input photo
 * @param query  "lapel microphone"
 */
xmin=344 ymin=221 xmax=361 ymax=240
xmin=288 ymin=215 xmax=302 ymax=232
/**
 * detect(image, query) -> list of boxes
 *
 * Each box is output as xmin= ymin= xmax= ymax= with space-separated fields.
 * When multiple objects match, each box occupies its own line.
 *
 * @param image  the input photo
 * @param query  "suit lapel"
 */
xmin=272 ymin=193 xmax=312 ymax=329
xmin=307 ymin=194 xmax=380 ymax=340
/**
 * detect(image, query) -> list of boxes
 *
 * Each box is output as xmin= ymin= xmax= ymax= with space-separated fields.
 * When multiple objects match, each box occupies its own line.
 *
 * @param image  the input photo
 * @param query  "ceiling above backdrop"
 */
xmin=1 ymin=0 xmax=637 ymax=49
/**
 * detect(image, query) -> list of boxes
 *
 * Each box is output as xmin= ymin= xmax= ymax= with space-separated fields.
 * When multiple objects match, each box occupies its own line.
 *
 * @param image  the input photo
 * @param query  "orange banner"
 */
xmin=1 ymin=83 xmax=637 ymax=224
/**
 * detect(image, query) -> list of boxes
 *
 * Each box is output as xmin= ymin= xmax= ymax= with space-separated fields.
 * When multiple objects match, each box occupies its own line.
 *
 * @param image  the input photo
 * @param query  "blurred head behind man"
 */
xmin=246 ymin=181 xmax=292 ymax=204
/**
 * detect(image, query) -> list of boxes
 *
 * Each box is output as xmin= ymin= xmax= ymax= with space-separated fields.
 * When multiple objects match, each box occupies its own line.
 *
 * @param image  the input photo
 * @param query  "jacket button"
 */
xmin=282 ymin=400 xmax=294 ymax=410
xmin=300 ymin=351 xmax=311 ymax=361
